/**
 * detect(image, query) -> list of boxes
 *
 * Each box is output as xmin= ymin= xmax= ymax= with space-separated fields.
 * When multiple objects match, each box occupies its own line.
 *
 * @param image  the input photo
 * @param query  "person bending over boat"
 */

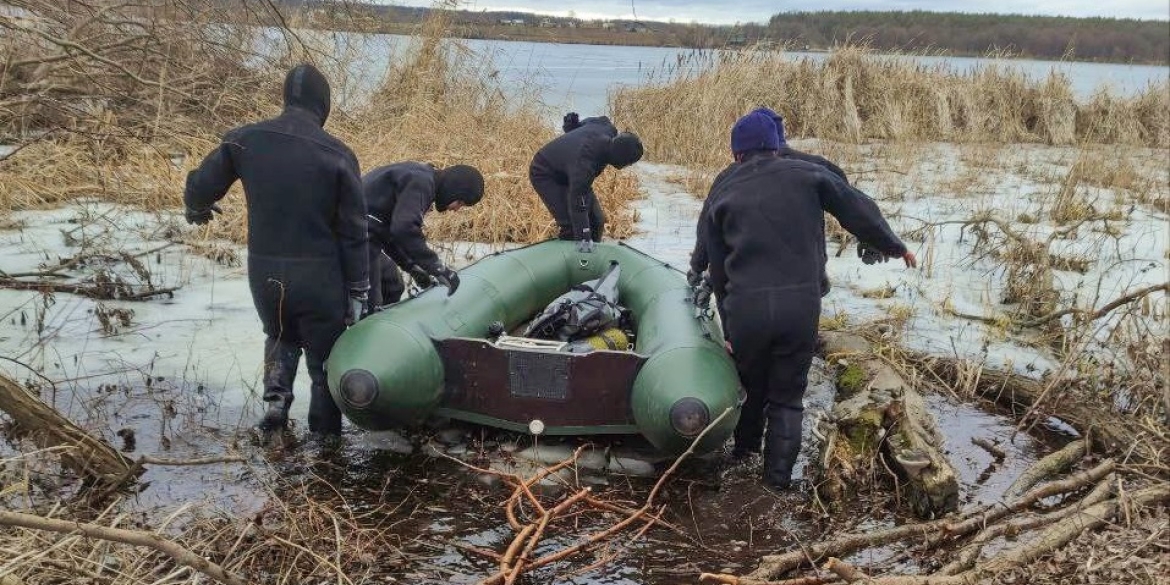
xmin=362 ymin=162 xmax=485 ymax=308
xmin=688 ymin=107 xmax=851 ymax=308
xmin=700 ymin=111 xmax=917 ymax=490
xmin=184 ymin=63 xmax=368 ymax=437
xmin=529 ymin=115 xmax=644 ymax=252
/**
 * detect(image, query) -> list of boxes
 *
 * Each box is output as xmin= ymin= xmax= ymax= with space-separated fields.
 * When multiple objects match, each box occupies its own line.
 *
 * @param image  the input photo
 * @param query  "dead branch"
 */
xmin=969 ymin=437 xmax=1005 ymax=461
xmin=137 ymin=454 xmax=247 ymax=466
xmin=0 ymin=510 xmax=247 ymax=585
xmin=479 ymin=407 xmax=735 ymax=584
xmin=824 ymin=557 xmax=870 ymax=582
xmin=699 ymin=574 xmax=836 ymax=585
xmin=1002 ymin=439 xmax=1086 ymax=499
xmin=0 ymin=373 xmax=136 ymax=485
xmin=0 ymin=277 xmax=179 ymax=301
xmin=942 ymin=459 xmax=1115 ymax=536
xmin=855 ymin=485 xmax=1170 ymax=585
xmin=938 ymin=473 xmax=1117 ymax=575
xmin=747 ymin=459 xmax=1115 ymax=579
xmin=910 ymin=356 xmax=1163 ymax=464
xmin=1015 ymin=281 xmax=1169 ymax=328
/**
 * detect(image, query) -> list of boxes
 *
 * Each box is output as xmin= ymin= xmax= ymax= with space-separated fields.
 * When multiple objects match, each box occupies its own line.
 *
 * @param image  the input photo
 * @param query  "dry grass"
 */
xmin=0 ymin=459 xmax=413 ymax=585
xmin=611 ymin=45 xmax=1170 ymax=171
xmin=0 ymin=1 xmax=641 ymax=246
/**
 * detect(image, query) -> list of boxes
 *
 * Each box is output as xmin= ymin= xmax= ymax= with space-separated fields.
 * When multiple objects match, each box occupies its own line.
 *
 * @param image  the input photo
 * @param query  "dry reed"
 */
xmin=0 ymin=1 xmax=641 ymax=246
xmin=610 ymin=45 xmax=1170 ymax=171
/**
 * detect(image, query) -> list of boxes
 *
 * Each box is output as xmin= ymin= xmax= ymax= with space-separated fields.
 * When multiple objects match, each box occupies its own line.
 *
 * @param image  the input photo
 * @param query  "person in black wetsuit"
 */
xmin=688 ymin=107 xmax=851 ymax=302
xmin=700 ymin=111 xmax=916 ymax=489
xmin=529 ymin=115 xmax=643 ymax=251
xmin=362 ymin=162 xmax=485 ymax=308
xmin=184 ymin=63 xmax=368 ymax=436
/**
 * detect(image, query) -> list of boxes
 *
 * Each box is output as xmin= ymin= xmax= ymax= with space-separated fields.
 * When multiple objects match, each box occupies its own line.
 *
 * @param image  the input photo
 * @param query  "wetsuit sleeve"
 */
xmin=690 ymin=195 xmax=713 ymax=275
xmin=566 ymin=137 xmax=603 ymax=241
xmin=819 ymin=157 xmax=848 ymax=183
xmin=366 ymin=215 xmax=413 ymax=269
xmin=337 ymin=157 xmax=370 ymax=293
xmin=388 ymin=174 xmax=442 ymax=272
xmin=817 ymin=173 xmax=906 ymax=257
xmin=690 ymin=164 xmax=737 ymax=274
xmin=704 ymin=202 xmax=730 ymax=300
xmin=184 ymin=132 xmax=238 ymax=211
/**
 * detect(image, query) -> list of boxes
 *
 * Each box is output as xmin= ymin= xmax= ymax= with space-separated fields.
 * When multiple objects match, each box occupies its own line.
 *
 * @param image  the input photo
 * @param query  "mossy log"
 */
xmin=816 ymin=332 xmax=959 ymax=518
xmin=0 ymin=374 xmax=137 ymax=486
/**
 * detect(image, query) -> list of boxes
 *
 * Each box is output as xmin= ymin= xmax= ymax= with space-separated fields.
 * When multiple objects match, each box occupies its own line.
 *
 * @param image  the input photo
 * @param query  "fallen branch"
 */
xmin=0 ymin=510 xmax=247 ymax=585
xmin=969 ymin=437 xmax=1006 ymax=461
xmin=0 ymin=373 xmax=137 ymax=485
xmin=938 ymin=473 xmax=1117 ymax=575
xmin=857 ymin=485 xmax=1170 ymax=585
xmin=138 ymin=454 xmax=247 ymax=466
xmin=941 ymin=459 xmax=1115 ymax=536
xmin=747 ymin=459 xmax=1115 ymax=579
xmin=824 ymin=557 xmax=870 ymax=582
xmin=480 ymin=407 xmax=735 ymax=584
xmin=910 ymin=356 xmax=1161 ymax=463
xmin=1002 ymin=439 xmax=1085 ymax=499
xmin=0 ymin=277 xmax=179 ymax=301
xmin=1015 ymin=281 xmax=1169 ymax=329
xmin=699 ymin=574 xmax=835 ymax=585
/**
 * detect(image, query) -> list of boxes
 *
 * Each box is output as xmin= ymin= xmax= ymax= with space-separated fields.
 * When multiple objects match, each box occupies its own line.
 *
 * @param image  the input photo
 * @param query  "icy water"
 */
xmin=318 ymin=33 xmax=1170 ymax=119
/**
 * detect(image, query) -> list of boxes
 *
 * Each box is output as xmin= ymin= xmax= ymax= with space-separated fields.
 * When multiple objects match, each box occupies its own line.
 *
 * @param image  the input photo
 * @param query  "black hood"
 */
xmin=283 ymin=64 xmax=331 ymax=125
xmin=435 ymin=165 xmax=485 ymax=211
xmin=608 ymin=132 xmax=644 ymax=169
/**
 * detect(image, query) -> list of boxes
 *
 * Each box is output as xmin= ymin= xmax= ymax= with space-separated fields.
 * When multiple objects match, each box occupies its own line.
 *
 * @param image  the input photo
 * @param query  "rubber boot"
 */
xmin=763 ymin=408 xmax=804 ymax=490
xmin=306 ymin=354 xmax=342 ymax=436
xmin=731 ymin=392 xmax=766 ymax=460
xmin=259 ymin=338 xmax=301 ymax=431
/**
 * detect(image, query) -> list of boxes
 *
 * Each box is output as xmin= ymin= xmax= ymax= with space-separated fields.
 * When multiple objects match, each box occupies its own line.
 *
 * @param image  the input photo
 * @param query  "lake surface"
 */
xmin=326 ymin=32 xmax=1170 ymax=121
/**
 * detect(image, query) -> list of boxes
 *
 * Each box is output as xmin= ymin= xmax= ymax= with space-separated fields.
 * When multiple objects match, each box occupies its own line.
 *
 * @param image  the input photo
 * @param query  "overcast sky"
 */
xmin=391 ymin=1 xmax=1170 ymax=25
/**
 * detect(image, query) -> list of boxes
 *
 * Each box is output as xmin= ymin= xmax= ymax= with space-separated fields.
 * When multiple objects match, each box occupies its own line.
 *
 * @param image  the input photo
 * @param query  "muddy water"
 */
xmin=0 ymin=357 xmax=1065 ymax=584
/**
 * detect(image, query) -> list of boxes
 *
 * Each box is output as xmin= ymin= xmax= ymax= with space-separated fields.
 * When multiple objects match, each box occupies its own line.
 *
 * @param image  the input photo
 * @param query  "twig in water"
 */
xmin=970 ymin=437 xmax=1006 ymax=461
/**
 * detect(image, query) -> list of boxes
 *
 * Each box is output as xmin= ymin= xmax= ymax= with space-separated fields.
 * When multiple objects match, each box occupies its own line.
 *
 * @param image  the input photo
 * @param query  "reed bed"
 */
xmin=610 ymin=46 xmax=1170 ymax=170
xmin=0 ymin=1 xmax=640 ymax=245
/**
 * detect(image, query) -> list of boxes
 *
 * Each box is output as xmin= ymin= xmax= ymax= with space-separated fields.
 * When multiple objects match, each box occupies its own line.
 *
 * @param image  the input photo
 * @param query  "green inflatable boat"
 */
xmin=325 ymin=240 xmax=742 ymax=456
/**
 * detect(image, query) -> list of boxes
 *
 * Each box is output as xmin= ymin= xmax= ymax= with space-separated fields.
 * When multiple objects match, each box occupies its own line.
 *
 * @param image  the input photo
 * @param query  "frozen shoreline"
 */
xmin=0 ymin=141 xmax=1166 ymax=441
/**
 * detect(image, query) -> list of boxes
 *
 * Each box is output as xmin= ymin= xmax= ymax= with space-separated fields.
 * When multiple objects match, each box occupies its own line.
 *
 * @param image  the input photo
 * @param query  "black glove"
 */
xmin=345 ymin=290 xmax=368 ymax=327
xmin=407 ymin=265 xmax=434 ymax=288
xmin=432 ymin=265 xmax=460 ymax=296
xmin=693 ymin=274 xmax=713 ymax=308
xmin=562 ymin=112 xmax=581 ymax=133
xmin=858 ymin=242 xmax=886 ymax=265
xmin=686 ymin=269 xmax=703 ymax=288
xmin=185 ymin=203 xmax=222 ymax=226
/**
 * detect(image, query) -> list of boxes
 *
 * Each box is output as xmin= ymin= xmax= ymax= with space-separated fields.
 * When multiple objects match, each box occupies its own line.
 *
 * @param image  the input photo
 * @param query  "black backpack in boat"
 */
xmin=524 ymin=261 xmax=626 ymax=342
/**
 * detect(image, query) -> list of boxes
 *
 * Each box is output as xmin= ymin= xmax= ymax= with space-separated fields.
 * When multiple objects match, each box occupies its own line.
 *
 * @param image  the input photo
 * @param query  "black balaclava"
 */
xmin=435 ymin=165 xmax=485 ymax=211
xmin=608 ymin=132 xmax=644 ymax=169
xmin=283 ymin=63 xmax=331 ymax=125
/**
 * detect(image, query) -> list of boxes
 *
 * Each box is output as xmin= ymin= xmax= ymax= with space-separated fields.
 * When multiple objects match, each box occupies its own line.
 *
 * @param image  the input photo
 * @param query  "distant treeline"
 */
xmin=766 ymin=11 xmax=1169 ymax=64
xmin=263 ymin=2 xmax=1169 ymax=65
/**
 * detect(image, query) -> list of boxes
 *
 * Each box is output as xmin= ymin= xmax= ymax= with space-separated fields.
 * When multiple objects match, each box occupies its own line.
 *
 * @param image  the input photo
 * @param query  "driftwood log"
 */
xmin=815 ymin=332 xmax=959 ymax=518
xmin=0 ymin=373 xmax=137 ymax=486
